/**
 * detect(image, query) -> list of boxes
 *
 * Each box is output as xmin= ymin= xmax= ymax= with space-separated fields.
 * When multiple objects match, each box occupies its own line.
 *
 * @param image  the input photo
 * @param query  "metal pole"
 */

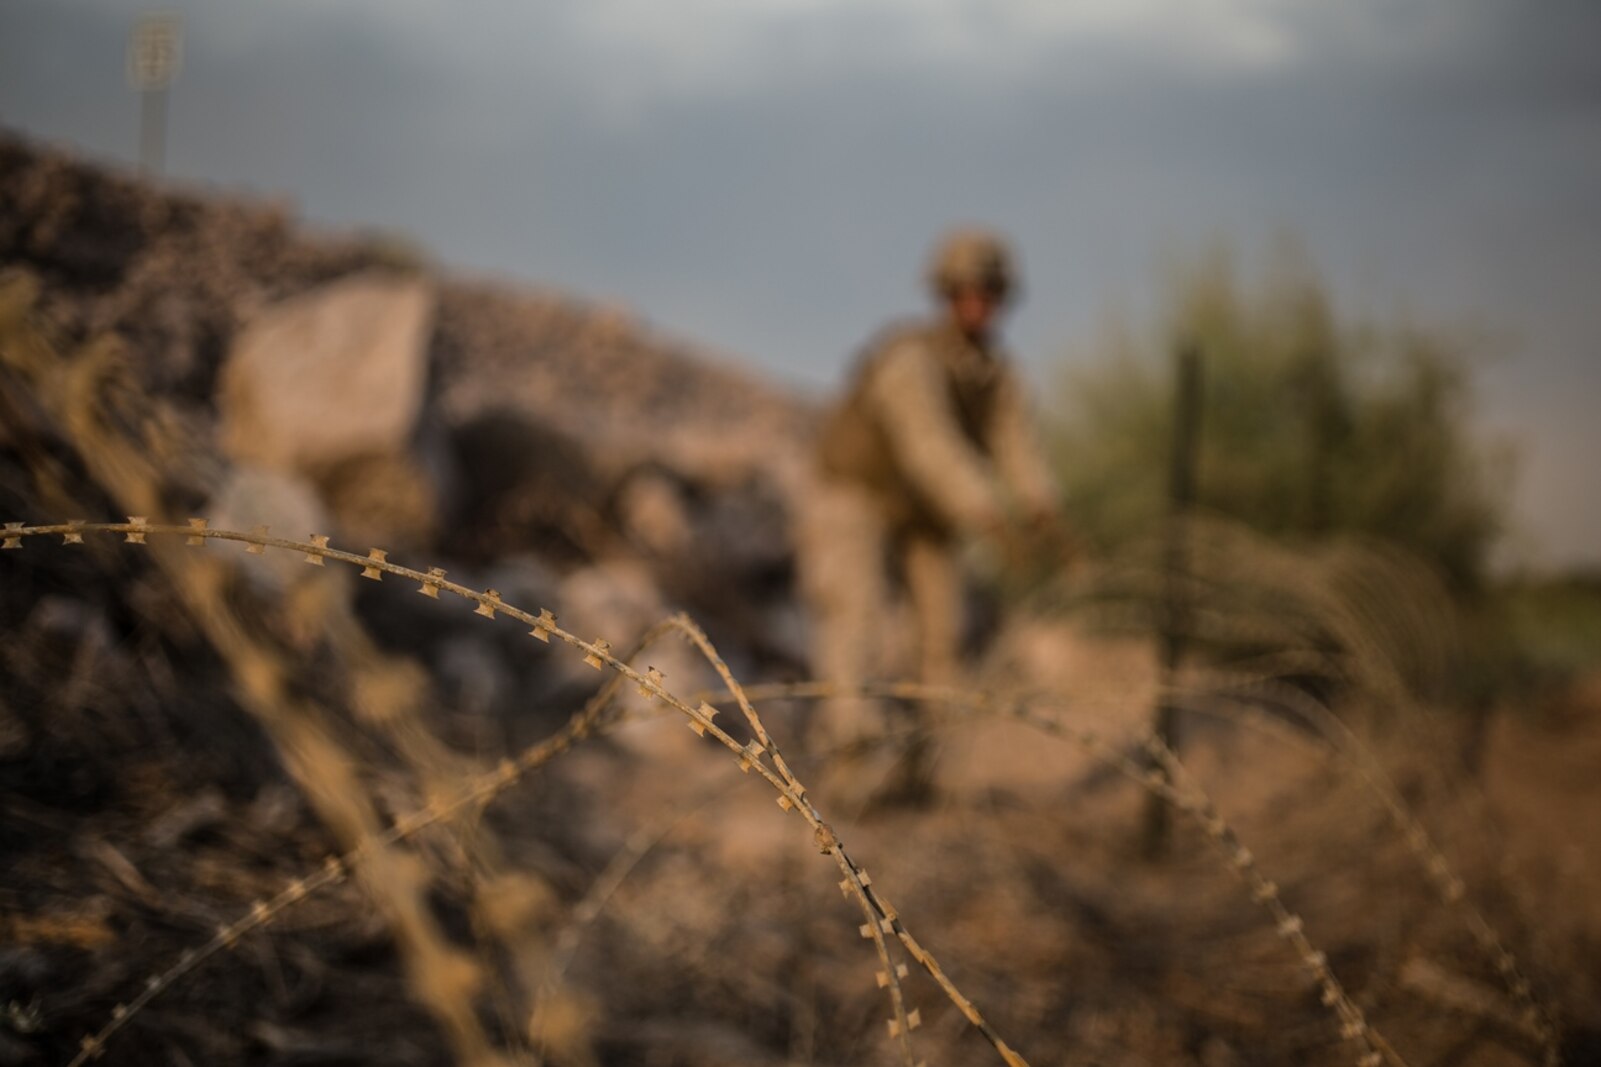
xmin=128 ymin=12 xmax=182 ymax=178
xmin=139 ymin=85 xmax=168 ymax=175
xmin=1305 ymin=345 xmax=1335 ymax=537
xmin=1141 ymin=341 xmax=1202 ymax=859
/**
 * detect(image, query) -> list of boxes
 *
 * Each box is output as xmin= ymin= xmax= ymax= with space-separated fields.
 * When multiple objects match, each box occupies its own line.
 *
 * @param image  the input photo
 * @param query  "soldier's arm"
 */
xmin=987 ymin=367 xmax=1060 ymax=517
xmin=867 ymin=339 xmax=1004 ymax=531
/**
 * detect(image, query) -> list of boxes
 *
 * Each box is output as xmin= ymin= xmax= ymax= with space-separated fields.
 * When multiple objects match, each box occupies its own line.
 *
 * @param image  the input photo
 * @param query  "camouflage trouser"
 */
xmin=794 ymin=474 xmax=962 ymax=755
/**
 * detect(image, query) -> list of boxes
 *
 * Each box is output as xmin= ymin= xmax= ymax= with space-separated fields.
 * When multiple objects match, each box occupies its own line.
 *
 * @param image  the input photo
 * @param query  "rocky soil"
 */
xmin=1 ymin=132 xmax=1596 ymax=1067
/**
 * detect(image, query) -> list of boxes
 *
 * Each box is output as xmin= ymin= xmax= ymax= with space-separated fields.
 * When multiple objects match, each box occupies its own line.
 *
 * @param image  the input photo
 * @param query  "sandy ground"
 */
xmin=539 ymin=622 xmax=1599 ymax=1066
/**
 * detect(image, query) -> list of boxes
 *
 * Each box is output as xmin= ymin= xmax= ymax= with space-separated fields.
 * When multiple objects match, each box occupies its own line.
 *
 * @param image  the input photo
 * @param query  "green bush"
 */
xmin=1048 ymin=246 xmax=1509 ymax=593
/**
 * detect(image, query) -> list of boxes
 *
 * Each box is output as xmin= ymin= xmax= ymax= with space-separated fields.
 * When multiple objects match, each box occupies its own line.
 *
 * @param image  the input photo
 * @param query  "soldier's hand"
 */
xmin=970 ymin=506 xmax=1010 ymax=555
xmin=997 ymin=508 xmax=1081 ymax=581
xmin=1027 ymin=507 xmax=1079 ymax=565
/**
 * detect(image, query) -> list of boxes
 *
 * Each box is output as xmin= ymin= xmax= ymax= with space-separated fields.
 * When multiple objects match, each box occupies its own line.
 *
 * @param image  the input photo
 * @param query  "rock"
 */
xmin=434 ymin=634 xmax=516 ymax=752
xmin=553 ymin=560 xmax=709 ymax=758
xmin=316 ymin=448 xmax=444 ymax=553
xmin=613 ymin=466 xmax=695 ymax=558
xmin=436 ymin=634 xmax=514 ymax=721
xmin=444 ymin=410 xmax=611 ymax=565
xmin=554 ymin=560 xmax=673 ymax=681
xmin=217 ymin=271 xmax=435 ymax=472
xmin=205 ymin=463 xmax=335 ymax=594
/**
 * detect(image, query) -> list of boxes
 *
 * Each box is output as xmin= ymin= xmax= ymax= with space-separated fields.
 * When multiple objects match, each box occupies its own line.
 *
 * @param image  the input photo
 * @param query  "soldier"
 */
xmin=797 ymin=227 xmax=1063 ymax=802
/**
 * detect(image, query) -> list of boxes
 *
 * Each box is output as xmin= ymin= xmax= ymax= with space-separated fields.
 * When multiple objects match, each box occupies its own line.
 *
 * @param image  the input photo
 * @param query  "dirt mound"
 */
xmin=0 ymin=131 xmax=816 ymax=1062
xmin=0 ymin=127 xmax=809 ymax=651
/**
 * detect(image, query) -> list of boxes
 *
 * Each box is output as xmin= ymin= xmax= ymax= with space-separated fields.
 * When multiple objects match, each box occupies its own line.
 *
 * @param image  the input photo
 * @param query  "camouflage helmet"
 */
xmin=925 ymin=227 xmax=1017 ymax=299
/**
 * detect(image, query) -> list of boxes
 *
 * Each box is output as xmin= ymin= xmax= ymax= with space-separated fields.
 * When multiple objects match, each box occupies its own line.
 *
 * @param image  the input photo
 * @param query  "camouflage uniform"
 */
xmin=798 ymin=235 xmax=1057 ymax=756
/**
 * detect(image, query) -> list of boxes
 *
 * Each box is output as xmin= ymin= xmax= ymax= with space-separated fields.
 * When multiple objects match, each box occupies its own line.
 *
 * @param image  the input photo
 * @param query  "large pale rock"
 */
xmin=218 ymin=272 xmax=435 ymax=471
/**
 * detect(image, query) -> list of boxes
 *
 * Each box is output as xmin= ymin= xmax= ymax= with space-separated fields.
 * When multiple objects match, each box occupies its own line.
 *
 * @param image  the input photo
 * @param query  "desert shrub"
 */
xmin=1047 ymin=245 xmax=1509 ymax=594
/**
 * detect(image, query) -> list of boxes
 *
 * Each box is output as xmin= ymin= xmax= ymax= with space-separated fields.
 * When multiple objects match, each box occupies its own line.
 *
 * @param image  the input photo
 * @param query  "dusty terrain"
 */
xmin=1 ymin=133 xmax=1597 ymax=1067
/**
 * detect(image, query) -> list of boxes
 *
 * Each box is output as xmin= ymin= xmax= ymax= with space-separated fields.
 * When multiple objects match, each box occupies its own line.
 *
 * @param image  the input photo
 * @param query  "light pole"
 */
xmin=128 ymin=12 xmax=183 ymax=176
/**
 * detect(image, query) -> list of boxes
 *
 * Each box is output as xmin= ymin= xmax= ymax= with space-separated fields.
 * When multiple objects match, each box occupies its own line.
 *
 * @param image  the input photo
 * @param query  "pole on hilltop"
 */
xmin=128 ymin=13 xmax=183 ymax=176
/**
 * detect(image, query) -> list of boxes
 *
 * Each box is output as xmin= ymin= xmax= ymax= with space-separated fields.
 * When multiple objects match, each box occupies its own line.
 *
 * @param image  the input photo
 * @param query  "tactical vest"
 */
xmin=817 ymin=319 xmax=1004 ymax=533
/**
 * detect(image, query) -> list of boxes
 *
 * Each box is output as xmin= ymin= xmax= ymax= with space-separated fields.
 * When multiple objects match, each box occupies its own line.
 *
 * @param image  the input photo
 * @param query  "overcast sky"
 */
xmin=2 ymin=0 xmax=1597 ymax=567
